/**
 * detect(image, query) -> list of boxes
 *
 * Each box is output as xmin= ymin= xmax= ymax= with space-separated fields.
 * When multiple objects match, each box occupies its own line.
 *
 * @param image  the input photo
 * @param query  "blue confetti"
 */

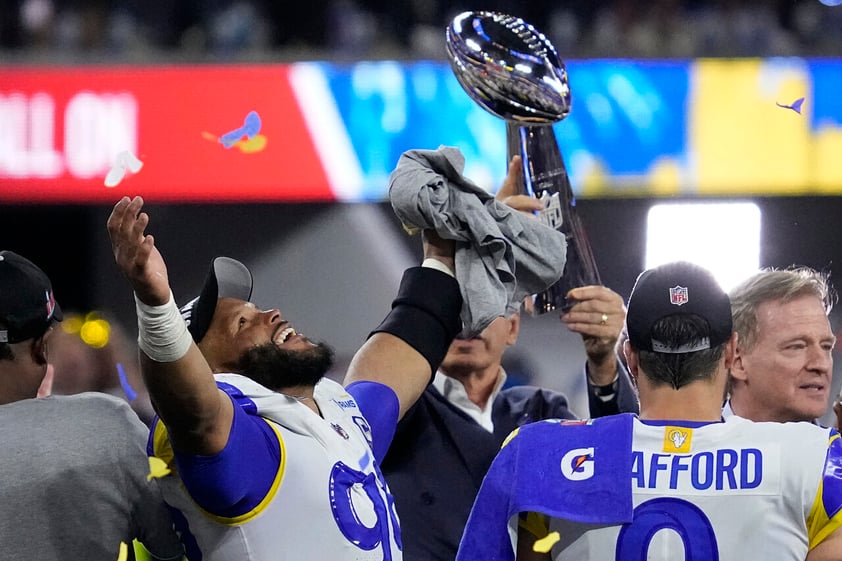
xmin=117 ymin=362 xmax=138 ymax=401
xmin=775 ymin=97 xmax=805 ymax=115
xmin=219 ymin=111 xmax=262 ymax=148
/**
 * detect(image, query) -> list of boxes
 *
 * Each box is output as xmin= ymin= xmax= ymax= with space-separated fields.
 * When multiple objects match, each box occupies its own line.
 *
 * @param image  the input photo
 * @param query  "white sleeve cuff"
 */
xmin=422 ymin=258 xmax=455 ymax=278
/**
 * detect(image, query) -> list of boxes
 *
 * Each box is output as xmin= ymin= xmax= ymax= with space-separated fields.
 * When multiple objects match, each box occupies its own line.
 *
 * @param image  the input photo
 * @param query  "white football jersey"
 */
xmin=456 ymin=414 xmax=842 ymax=561
xmin=151 ymin=374 xmax=402 ymax=561
xmin=545 ymin=416 xmax=842 ymax=560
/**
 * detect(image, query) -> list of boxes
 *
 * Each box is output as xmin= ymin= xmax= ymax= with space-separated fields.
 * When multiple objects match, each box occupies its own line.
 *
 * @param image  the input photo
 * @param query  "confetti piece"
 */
xmin=105 ymin=150 xmax=144 ymax=187
xmin=117 ymin=541 xmax=128 ymax=561
xmin=533 ymin=531 xmax=560 ymax=553
xmin=776 ymin=97 xmax=805 ymax=114
xmin=147 ymin=456 xmax=171 ymax=481
xmin=133 ymin=539 xmax=153 ymax=561
xmin=219 ymin=110 xmax=262 ymax=149
xmin=116 ymin=362 xmax=137 ymax=402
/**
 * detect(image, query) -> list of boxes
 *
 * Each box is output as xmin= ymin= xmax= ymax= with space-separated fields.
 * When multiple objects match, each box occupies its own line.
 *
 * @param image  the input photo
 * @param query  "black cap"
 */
xmin=0 ymin=250 xmax=63 ymax=343
xmin=626 ymin=261 xmax=732 ymax=353
xmin=179 ymin=257 xmax=253 ymax=343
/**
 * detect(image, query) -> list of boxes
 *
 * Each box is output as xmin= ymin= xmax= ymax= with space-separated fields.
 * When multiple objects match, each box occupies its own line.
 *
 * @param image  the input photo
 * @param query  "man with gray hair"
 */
xmin=725 ymin=267 xmax=836 ymax=423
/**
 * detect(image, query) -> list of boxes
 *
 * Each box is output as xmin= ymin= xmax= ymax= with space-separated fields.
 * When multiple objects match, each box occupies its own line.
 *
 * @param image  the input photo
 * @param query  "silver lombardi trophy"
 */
xmin=446 ymin=11 xmax=602 ymax=313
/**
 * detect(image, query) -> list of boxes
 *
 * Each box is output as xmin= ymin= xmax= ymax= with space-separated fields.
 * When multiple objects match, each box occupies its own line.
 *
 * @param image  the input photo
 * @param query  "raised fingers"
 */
xmin=496 ymin=155 xmax=523 ymax=202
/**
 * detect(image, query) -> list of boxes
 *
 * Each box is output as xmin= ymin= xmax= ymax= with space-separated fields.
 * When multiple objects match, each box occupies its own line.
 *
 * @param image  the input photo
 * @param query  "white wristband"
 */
xmin=422 ymin=258 xmax=455 ymax=278
xmin=135 ymin=291 xmax=193 ymax=362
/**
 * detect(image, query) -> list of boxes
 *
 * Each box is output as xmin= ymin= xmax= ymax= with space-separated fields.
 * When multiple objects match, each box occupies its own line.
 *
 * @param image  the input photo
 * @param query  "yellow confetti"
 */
xmin=116 ymin=541 xmax=128 ymax=561
xmin=533 ymin=531 xmax=560 ymax=553
xmin=519 ymin=512 xmax=548 ymax=539
xmin=133 ymin=539 xmax=153 ymax=561
xmin=147 ymin=456 xmax=171 ymax=481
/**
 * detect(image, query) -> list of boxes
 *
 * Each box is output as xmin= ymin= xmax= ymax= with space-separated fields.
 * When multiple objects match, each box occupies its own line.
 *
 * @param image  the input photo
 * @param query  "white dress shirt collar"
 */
xmin=433 ymin=368 xmax=508 ymax=432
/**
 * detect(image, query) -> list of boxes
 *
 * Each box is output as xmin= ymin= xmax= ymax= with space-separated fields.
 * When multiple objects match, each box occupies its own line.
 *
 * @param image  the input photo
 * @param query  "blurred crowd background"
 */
xmin=1 ymin=0 xmax=842 ymax=62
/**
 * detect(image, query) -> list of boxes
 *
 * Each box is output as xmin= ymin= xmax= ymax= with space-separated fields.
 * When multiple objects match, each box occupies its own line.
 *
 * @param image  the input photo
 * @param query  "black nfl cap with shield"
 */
xmin=0 ymin=250 xmax=63 ymax=343
xmin=626 ymin=261 xmax=732 ymax=354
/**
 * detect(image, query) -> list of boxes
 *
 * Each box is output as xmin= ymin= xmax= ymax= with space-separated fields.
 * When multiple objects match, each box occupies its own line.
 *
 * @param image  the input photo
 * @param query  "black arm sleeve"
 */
xmin=369 ymin=266 xmax=463 ymax=383
xmin=587 ymin=376 xmax=620 ymax=417
xmin=587 ymin=361 xmax=640 ymax=417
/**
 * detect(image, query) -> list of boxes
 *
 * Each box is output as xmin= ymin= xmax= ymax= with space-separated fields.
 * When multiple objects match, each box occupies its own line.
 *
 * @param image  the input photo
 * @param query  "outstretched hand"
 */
xmin=106 ymin=196 xmax=171 ymax=306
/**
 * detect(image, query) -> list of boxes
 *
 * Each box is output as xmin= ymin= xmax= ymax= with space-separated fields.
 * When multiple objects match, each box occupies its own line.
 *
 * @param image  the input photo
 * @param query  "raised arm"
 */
xmin=562 ymin=285 xmax=626 ymax=385
xmin=106 ymin=196 xmax=232 ymax=454
xmin=495 ymin=158 xmax=634 ymax=415
xmin=344 ymin=230 xmax=462 ymax=419
xmin=561 ymin=285 xmax=639 ymax=416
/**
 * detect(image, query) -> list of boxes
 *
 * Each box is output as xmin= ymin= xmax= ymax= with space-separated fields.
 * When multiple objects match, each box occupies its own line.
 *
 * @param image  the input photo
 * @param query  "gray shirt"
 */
xmin=389 ymin=145 xmax=568 ymax=337
xmin=0 ymin=392 xmax=183 ymax=561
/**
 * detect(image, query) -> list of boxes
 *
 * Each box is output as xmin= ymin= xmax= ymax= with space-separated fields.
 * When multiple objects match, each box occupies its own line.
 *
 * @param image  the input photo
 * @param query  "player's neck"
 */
xmin=638 ymin=384 xmax=724 ymax=422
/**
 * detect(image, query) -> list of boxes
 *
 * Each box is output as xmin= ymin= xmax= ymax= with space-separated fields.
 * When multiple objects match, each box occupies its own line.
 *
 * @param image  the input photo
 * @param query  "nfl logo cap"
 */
xmin=179 ymin=256 xmax=253 ymax=343
xmin=0 ymin=250 xmax=63 ymax=343
xmin=626 ymin=260 xmax=732 ymax=353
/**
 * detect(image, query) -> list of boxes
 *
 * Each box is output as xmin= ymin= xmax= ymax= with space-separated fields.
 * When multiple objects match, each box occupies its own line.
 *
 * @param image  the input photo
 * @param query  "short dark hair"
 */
xmin=0 ymin=342 xmax=13 ymax=361
xmin=637 ymin=314 xmax=727 ymax=390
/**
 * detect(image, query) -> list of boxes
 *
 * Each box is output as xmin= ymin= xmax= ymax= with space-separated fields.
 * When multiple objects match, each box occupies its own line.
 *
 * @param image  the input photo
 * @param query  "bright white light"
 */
xmin=645 ymin=202 xmax=761 ymax=292
xmin=818 ymin=0 xmax=842 ymax=6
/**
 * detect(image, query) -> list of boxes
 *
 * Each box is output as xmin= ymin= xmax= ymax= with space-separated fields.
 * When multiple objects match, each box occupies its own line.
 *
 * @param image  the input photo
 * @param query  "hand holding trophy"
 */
xmin=446 ymin=11 xmax=602 ymax=313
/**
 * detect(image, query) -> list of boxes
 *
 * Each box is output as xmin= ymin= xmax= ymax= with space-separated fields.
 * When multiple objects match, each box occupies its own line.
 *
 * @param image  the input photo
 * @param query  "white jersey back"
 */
xmin=547 ymin=416 xmax=842 ymax=560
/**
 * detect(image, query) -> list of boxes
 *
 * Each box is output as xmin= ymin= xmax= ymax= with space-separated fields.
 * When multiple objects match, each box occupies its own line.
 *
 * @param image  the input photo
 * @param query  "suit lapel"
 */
xmin=425 ymin=386 xmax=503 ymax=486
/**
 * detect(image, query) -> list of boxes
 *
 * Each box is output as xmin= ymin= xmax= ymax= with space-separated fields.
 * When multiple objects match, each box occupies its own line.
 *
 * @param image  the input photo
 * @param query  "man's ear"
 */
xmin=722 ymin=332 xmax=739 ymax=370
xmin=30 ymin=331 xmax=50 ymax=366
xmin=729 ymin=333 xmax=748 ymax=382
xmin=506 ymin=313 xmax=521 ymax=346
xmin=623 ymin=340 xmax=639 ymax=389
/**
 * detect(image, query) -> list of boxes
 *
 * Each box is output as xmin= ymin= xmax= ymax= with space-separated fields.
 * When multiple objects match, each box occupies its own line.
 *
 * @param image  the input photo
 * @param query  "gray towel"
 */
xmin=389 ymin=145 xmax=567 ymax=337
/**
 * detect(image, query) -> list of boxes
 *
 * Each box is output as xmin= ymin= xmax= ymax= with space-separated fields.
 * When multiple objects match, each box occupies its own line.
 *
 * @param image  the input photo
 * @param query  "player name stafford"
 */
xmin=631 ymin=447 xmax=781 ymax=495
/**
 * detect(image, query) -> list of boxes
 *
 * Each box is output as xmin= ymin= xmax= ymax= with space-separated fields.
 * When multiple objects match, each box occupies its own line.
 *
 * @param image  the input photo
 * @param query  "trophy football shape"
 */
xmin=446 ymin=11 xmax=602 ymax=313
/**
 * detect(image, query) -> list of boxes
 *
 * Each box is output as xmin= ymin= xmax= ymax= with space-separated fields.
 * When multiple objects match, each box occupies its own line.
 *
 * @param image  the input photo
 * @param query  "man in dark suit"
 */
xmin=381 ymin=285 xmax=638 ymax=561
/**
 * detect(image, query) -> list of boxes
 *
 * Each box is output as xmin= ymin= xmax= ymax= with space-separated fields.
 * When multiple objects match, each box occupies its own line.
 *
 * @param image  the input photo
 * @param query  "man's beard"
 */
xmin=237 ymin=341 xmax=335 ymax=390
